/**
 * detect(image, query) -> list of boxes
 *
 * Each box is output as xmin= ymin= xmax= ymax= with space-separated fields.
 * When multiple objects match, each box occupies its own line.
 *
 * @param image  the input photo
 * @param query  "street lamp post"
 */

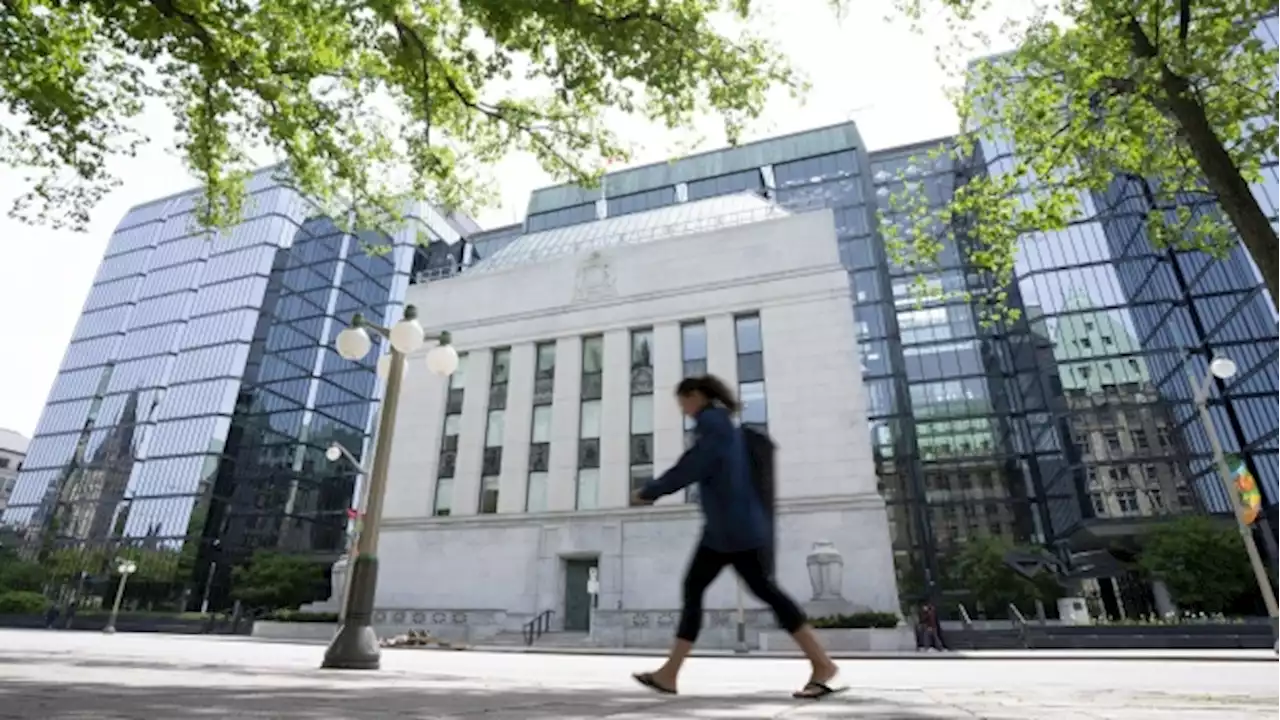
xmin=1185 ymin=355 xmax=1279 ymax=626
xmin=322 ymin=304 xmax=458 ymax=670
xmin=325 ymin=440 xmax=370 ymax=623
xmin=103 ymin=559 xmax=138 ymax=634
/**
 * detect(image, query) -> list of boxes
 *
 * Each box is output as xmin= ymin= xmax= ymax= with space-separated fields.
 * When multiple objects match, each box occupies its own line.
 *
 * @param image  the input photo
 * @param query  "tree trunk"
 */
xmin=1126 ymin=19 xmax=1279 ymax=310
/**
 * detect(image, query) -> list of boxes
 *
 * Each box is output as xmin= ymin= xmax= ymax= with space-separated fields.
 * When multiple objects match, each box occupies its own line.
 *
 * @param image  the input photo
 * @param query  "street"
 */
xmin=0 ymin=630 xmax=1274 ymax=719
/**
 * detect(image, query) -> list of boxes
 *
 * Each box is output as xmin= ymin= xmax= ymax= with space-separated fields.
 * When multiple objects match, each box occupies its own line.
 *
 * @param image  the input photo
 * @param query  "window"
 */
xmin=680 ymin=322 xmax=707 ymax=378
xmin=0 ymin=458 xmax=8 ymax=469
xmin=1143 ymin=463 xmax=1160 ymax=482
xmin=479 ymin=475 xmax=500 ymax=514
xmin=631 ymin=328 xmax=654 ymax=394
xmin=1146 ymin=487 xmax=1163 ymax=511
xmin=1090 ymin=492 xmax=1107 ymax=516
xmin=582 ymin=335 xmax=604 ymax=400
xmin=1130 ymin=428 xmax=1149 ymax=450
xmin=527 ymin=472 xmax=548 ymax=513
xmin=630 ymin=328 xmax=655 ymax=506
xmin=534 ymin=342 xmax=556 ymax=404
xmin=680 ymin=320 xmax=709 ymax=504
xmin=734 ymin=314 xmax=768 ymax=433
xmin=434 ymin=352 xmax=466 ymax=517
xmin=528 ymin=343 xmax=555 ymax=512
xmin=446 ymin=353 xmax=469 ymax=413
xmin=433 ymin=478 xmax=454 ymax=517
xmin=1116 ymin=490 xmax=1139 ymax=515
xmin=576 ymin=468 xmax=600 ymax=510
xmin=577 ymin=376 xmax=602 ymax=509
xmin=479 ymin=351 xmax=508 ymax=514
xmin=489 ymin=348 xmax=511 ymax=409
xmin=1103 ymin=430 xmax=1122 ymax=453
xmin=629 ymin=394 xmax=654 ymax=506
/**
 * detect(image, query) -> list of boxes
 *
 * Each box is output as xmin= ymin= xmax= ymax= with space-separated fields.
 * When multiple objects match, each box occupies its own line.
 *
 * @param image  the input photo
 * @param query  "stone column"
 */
xmin=547 ymin=336 xmax=583 ymax=511
xmin=496 ymin=342 xmax=535 ymax=513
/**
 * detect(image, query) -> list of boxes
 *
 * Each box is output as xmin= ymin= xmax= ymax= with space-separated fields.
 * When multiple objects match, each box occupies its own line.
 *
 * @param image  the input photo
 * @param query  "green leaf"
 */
xmin=2 ymin=0 xmax=822 ymax=235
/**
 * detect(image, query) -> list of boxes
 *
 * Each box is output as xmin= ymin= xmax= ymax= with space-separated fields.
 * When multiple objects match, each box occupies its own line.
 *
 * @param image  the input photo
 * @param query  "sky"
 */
xmin=0 ymin=1 xmax=1010 ymax=439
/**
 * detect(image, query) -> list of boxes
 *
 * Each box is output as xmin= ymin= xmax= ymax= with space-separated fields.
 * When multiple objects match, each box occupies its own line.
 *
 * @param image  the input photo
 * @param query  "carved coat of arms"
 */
xmin=573 ymin=251 xmax=617 ymax=302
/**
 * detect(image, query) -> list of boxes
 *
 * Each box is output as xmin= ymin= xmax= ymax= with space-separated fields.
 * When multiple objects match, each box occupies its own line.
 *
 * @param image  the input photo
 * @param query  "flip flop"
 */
xmin=792 ymin=681 xmax=848 ymax=700
xmin=632 ymin=672 xmax=678 ymax=695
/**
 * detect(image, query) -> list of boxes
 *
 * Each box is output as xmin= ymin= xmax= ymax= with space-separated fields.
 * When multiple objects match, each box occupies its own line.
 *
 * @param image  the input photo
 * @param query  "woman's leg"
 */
xmin=730 ymin=548 xmax=839 ymax=694
xmin=638 ymin=545 xmax=726 ymax=692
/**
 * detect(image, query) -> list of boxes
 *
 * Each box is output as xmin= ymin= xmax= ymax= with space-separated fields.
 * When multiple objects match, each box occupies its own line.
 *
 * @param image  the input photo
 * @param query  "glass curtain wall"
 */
xmin=3 ymin=178 xmax=421 ymax=611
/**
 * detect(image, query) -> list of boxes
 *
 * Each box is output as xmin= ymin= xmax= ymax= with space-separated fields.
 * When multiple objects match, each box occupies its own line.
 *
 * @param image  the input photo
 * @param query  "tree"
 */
xmin=1139 ymin=515 xmax=1253 ymax=614
xmin=881 ymin=0 xmax=1278 ymax=315
xmin=2 ymin=0 xmax=821 ymax=234
xmin=0 ymin=546 xmax=45 ymax=593
xmin=230 ymin=551 xmax=327 ymax=611
xmin=950 ymin=536 xmax=1061 ymax=616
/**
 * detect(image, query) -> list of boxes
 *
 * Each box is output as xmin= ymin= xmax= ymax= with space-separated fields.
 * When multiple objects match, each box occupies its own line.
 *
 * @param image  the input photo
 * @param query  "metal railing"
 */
xmin=1009 ymin=603 xmax=1032 ymax=648
xmin=522 ymin=609 xmax=554 ymax=647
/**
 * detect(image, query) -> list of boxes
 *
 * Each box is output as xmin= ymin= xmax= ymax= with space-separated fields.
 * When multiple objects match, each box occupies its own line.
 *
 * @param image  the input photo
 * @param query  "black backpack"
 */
xmin=741 ymin=425 xmax=777 ymax=576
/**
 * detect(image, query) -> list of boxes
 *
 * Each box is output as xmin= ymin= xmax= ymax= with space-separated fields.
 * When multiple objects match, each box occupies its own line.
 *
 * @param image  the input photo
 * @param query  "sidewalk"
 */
xmin=0 ymin=630 xmax=1275 ymax=719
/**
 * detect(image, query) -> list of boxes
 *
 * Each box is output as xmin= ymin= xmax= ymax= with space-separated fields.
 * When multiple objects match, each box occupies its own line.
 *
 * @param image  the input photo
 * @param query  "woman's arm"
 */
xmin=636 ymin=418 xmax=729 ymax=502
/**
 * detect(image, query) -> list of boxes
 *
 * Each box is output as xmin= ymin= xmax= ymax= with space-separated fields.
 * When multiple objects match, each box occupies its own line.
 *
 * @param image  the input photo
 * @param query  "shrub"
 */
xmin=0 ymin=590 xmax=49 ymax=614
xmin=811 ymin=611 xmax=900 ymax=629
xmin=262 ymin=610 xmax=338 ymax=623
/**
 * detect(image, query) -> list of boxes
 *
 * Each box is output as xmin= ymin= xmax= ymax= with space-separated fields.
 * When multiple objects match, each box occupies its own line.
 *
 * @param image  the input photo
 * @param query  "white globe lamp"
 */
xmin=426 ymin=343 xmax=460 ymax=377
xmin=325 ymin=444 xmax=342 ymax=463
xmin=388 ymin=314 xmax=426 ymax=354
xmin=1208 ymin=356 xmax=1238 ymax=380
xmin=335 ymin=324 xmax=372 ymax=361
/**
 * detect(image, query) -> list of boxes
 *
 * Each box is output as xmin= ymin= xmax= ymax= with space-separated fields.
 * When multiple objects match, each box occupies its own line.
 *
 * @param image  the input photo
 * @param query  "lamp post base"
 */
xmin=320 ymin=554 xmax=382 ymax=670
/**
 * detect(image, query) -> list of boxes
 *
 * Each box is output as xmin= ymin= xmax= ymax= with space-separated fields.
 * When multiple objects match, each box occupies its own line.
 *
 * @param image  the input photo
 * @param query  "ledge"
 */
xmin=382 ymin=493 xmax=887 ymax=530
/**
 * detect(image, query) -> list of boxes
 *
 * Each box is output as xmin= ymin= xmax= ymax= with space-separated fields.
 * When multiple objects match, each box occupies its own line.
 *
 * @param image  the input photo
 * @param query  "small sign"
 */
xmin=1230 ymin=457 xmax=1262 ymax=524
xmin=587 ymin=567 xmax=600 ymax=595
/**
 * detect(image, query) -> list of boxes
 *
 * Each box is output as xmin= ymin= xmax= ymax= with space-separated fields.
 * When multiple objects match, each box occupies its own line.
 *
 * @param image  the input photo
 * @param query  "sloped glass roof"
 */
xmin=469 ymin=192 xmax=788 ymax=274
xmin=527 ymin=122 xmax=861 ymax=215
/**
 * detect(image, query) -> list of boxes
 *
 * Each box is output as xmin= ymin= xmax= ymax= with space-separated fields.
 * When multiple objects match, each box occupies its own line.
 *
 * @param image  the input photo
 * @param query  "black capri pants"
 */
xmin=676 ymin=544 xmax=807 ymax=642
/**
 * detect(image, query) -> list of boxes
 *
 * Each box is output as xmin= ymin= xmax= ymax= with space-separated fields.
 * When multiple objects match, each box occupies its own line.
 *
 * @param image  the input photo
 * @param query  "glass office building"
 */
xmin=2 ymin=168 xmax=469 ymax=609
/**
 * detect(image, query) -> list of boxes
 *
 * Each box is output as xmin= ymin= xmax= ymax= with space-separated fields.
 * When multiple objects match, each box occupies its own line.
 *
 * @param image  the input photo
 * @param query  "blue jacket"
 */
xmin=638 ymin=406 xmax=770 ymax=552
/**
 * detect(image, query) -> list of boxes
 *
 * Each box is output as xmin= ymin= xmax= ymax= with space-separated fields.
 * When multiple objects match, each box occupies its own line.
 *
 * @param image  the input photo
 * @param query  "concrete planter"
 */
xmin=251 ymin=620 xmax=339 ymax=642
xmin=759 ymin=626 xmax=914 ymax=653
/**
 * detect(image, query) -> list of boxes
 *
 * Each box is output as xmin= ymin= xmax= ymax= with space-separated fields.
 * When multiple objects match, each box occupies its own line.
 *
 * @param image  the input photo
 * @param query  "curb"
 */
xmin=428 ymin=645 xmax=1280 ymax=663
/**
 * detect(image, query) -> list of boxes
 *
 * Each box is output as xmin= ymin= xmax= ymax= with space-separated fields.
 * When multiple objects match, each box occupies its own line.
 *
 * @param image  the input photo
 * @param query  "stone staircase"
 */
xmin=485 ymin=630 xmax=593 ymax=649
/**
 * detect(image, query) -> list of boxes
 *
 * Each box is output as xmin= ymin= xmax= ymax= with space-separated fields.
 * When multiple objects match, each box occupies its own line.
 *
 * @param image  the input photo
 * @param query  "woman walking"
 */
xmin=630 ymin=375 xmax=842 ymax=700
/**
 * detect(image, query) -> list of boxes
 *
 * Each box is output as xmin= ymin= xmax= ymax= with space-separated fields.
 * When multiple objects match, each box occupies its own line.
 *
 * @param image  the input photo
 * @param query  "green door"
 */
xmin=563 ymin=559 xmax=597 ymax=632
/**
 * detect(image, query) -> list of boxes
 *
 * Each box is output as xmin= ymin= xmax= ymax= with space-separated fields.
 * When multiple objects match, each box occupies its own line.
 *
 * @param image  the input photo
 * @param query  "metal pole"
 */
xmin=340 ymin=464 xmax=372 ymax=623
xmin=322 ymin=334 xmax=407 ymax=670
xmin=200 ymin=561 xmax=217 ymax=615
xmin=734 ymin=579 xmax=748 ymax=654
xmin=1187 ymin=366 xmax=1279 ymax=623
xmin=103 ymin=571 xmax=131 ymax=634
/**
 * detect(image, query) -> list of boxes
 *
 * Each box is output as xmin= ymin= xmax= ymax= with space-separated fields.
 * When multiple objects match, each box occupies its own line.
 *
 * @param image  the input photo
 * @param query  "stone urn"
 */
xmin=806 ymin=541 xmax=845 ymax=602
